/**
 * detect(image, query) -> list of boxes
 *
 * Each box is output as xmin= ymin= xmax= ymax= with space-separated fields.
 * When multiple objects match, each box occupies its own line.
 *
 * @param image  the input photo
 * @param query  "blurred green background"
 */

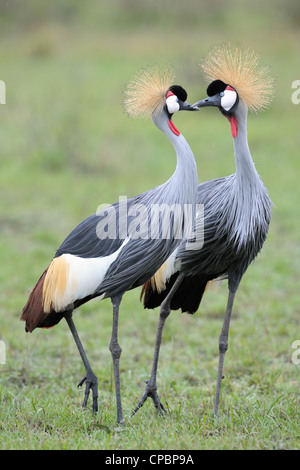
xmin=0 ymin=0 xmax=299 ymax=450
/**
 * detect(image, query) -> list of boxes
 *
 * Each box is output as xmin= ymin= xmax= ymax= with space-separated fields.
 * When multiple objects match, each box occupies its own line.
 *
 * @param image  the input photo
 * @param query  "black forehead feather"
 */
xmin=207 ymin=79 xmax=227 ymax=96
xmin=168 ymin=85 xmax=188 ymax=102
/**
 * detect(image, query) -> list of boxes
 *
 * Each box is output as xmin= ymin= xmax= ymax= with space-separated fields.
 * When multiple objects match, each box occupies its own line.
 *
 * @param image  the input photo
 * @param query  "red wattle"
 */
xmin=168 ymin=120 xmax=180 ymax=136
xmin=230 ymin=116 xmax=238 ymax=138
xmin=226 ymin=115 xmax=238 ymax=138
xmin=226 ymin=85 xmax=236 ymax=92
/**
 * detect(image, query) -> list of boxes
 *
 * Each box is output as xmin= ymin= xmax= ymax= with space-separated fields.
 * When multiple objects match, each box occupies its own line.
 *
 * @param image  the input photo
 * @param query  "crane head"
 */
xmin=123 ymin=67 xmax=197 ymax=136
xmin=193 ymin=79 xmax=239 ymax=138
xmin=195 ymin=44 xmax=274 ymax=113
xmin=165 ymin=85 xmax=198 ymax=136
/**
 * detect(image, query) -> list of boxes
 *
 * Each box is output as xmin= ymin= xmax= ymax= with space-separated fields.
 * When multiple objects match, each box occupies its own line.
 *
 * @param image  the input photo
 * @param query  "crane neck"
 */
xmin=152 ymin=110 xmax=198 ymax=204
xmin=233 ymin=102 xmax=259 ymax=185
xmin=150 ymin=109 xmax=198 ymax=246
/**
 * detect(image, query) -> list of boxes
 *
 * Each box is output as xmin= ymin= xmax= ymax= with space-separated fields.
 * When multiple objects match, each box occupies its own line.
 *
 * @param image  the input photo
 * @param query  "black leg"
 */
xmin=132 ymin=274 xmax=184 ymax=417
xmin=109 ymin=295 xmax=124 ymax=425
xmin=65 ymin=311 xmax=98 ymax=413
xmin=214 ymin=290 xmax=236 ymax=417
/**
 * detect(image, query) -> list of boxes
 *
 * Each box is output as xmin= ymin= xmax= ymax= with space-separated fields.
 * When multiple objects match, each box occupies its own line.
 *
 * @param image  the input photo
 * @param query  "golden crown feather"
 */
xmin=200 ymin=44 xmax=275 ymax=113
xmin=124 ymin=66 xmax=175 ymax=118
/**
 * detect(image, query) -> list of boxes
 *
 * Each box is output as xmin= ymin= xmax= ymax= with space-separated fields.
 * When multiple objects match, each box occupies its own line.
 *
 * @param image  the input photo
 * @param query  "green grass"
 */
xmin=0 ymin=1 xmax=300 ymax=450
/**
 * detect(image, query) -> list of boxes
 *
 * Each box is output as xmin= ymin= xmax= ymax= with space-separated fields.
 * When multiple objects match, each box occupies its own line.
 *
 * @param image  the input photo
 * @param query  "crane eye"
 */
xmin=220 ymin=91 xmax=225 ymax=97
xmin=166 ymin=94 xmax=180 ymax=114
xmin=221 ymin=89 xmax=237 ymax=111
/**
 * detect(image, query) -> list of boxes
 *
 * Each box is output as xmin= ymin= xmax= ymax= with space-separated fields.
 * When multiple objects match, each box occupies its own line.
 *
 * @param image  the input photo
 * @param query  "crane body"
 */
xmin=133 ymin=47 xmax=274 ymax=417
xmin=23 ymin=124 xmax=198 ymax=332
xmin=143 ymin=100 xmax=271 ymax=313
xmin=21 ymin=70 xmax=198 ymax=425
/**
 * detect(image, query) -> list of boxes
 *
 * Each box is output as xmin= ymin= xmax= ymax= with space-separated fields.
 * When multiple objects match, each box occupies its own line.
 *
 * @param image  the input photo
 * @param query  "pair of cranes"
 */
xmin=21 ymin=45 xmax=274 ymax=425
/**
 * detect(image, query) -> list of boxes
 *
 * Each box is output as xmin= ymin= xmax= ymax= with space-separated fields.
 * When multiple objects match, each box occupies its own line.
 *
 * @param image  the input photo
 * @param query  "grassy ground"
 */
xmin=0 ymin=1 xmax=299 ymax=450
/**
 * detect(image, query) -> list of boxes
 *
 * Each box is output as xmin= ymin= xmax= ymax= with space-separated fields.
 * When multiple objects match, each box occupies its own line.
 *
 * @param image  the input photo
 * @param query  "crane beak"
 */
xmin=180 ymin=101 xmax=199 ymax=111
xmin=193 ymin=95 xmax=221 ymax=108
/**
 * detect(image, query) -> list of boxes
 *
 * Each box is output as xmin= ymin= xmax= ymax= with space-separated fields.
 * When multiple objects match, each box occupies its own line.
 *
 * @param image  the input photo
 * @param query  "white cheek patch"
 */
xmin=221 ymin=89 xmax=237 ymax=111
xmin=166 ymin=95 xmax=180 ymax=114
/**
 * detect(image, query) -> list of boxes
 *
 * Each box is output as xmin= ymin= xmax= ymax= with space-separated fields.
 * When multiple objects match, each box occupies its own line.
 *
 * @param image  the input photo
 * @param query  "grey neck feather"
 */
xmin=151 ymin=109 xmax=198 ymax=199
xmin=233 ymin=101 xmax=259 ymax=185
xmin=151 ymin=108 xmax=198 ymax=238
xmin=228 ymin=100 xmax=271 ymax=249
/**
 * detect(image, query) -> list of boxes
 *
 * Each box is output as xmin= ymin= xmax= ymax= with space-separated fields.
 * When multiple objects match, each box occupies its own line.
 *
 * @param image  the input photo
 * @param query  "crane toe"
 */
xmin=132 ymin=381 xmax=167 ymax=418
xmin=78 ymin=371 xmax=98 ymax=413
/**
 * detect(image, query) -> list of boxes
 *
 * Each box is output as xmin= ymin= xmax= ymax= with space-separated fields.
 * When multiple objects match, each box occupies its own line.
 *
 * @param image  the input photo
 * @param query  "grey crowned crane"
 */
xmin=133 ymin=46 xmax=274 ymax=417
xmin=21 ymin=67 xmax=198 ymax=425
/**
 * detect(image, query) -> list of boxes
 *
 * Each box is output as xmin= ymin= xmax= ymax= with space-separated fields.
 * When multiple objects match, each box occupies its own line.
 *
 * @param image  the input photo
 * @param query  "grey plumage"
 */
xmin=134 ymin=69 xmax=273 ymax=418
xmin=55 ymin=110 xmax=198 ymax=300
xmin=21 ymin=77 xmax=198 ymax=425
xmin=179 ymin=101 xmax=271 ymax=287
xmin=142 ymin=103 xmax=272 ymax=318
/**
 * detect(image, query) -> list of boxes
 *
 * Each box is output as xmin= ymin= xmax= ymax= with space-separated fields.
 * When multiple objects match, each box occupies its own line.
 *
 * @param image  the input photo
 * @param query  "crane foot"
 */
xmin=78 ymin=370 xmax=98 ymax=413
xmin=131 ymin=380 xmax=167 ymax=418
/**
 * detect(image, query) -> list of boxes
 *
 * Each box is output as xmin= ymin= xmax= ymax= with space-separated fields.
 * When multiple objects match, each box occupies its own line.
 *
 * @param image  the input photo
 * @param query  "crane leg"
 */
xmin=132 ymin=274 xmax=184 ymax=417
xmin=214 ymin=290 xmax=236 ymax=417
xmin=109 ymin=295 xmax=125 ymax=426
xmin=64 ymin=311 xmax=98 ymax=413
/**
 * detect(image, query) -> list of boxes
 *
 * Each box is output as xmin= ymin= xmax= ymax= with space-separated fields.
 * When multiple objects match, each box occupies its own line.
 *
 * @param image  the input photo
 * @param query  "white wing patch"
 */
xmin=44 ymin=238 xmax=130 ymax=312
